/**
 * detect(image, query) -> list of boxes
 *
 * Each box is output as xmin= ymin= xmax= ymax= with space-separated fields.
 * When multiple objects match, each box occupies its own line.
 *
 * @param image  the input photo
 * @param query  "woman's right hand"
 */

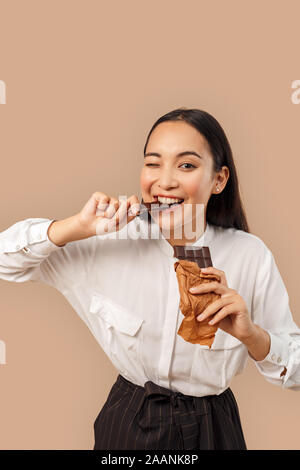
xmin=76 ymin=191 xmax=141 ymax=237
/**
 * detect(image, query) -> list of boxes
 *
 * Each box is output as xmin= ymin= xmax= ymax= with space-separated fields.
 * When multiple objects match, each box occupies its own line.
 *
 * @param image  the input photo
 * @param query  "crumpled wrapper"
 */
xmin=174 ymin=259 xmax=221 ymax=348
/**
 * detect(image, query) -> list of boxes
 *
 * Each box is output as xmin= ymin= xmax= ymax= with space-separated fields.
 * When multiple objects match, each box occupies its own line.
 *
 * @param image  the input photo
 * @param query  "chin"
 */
xmin=152 ymin=212 xmax=185 ymax=235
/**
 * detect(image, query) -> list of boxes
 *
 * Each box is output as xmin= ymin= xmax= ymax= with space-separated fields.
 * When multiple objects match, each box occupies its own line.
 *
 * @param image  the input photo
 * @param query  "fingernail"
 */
xmin=189 ymin=287 xmax=197 ymax=292
xmin=201 ymin=268 xmax=210 ymax=272
xmin=197 ymin=314 xmax=204 ymax=321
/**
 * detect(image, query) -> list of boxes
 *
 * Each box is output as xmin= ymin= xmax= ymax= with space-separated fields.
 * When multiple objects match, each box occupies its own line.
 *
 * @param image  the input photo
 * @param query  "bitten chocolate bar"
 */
xmin=138 ymin=201 xmax=169 ymax=214
xmin=173 ymin=245 xmax=220 ymax=348
xmin=127 ymin=199 xmax=172 ymax=217
xmin=173 ymin=246 xmax=213 ymax=268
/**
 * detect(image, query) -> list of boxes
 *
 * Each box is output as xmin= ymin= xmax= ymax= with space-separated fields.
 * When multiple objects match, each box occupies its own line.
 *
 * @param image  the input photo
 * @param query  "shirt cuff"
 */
xmin=251 ymin=331 xmax=289 ymax=378
xmin=26 ymin=219 xmax=64 ymax=255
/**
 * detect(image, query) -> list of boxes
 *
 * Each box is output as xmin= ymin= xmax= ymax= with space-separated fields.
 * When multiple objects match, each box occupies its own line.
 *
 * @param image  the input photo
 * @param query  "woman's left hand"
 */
xmin=189 ymin=266 xmax=256 ymax=342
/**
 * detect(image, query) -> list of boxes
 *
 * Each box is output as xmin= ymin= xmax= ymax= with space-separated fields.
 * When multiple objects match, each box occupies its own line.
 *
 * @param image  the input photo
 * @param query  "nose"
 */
xmin=157 ymin=168 xmax=179 ymax=190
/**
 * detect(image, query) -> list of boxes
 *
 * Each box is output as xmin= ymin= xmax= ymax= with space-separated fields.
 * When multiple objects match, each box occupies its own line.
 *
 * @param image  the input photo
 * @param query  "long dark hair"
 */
xmin=143 ymin=107 xmax=250 ymax=232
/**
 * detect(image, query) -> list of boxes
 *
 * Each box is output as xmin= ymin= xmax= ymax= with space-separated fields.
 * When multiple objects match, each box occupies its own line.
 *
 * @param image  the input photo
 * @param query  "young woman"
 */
xmin=1 ymin=108 xmax=299 ymax=450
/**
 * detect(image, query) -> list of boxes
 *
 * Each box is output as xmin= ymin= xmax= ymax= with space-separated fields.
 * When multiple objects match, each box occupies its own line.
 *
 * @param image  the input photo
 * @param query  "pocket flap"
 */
xmin=90 ymin=293 xmax=144 ymax=336
xmin=210 ymin=328 xmax=242 ymax=350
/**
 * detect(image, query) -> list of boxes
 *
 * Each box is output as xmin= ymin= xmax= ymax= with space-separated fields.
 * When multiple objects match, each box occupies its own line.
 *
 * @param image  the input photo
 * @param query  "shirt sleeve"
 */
xmin=0 ymin=218 xmax=95 ymax=293
xmin=249 ymin=245 xmax=300 ymax=390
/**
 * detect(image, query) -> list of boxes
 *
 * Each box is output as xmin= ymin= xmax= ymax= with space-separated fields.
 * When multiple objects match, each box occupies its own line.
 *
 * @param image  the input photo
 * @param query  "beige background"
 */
xmin=0 ymin=0 xmax=299 ymax=450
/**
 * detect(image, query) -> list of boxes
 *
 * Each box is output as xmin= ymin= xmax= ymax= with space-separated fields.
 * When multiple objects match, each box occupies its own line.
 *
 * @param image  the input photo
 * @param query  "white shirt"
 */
xmin=0 ymin=216 xmax=300 ymax=396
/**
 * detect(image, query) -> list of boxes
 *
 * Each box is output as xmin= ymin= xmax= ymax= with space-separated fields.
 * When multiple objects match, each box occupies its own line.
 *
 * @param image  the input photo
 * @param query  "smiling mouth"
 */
xmin=152 ymin=196 xmax=185 ymax=208
xmin=138 ymin=198 xmax=185 ymax=216
xmin=161 ymin=200 xmax=184 ymax=209
xmin=153 ymin=201 xmax=185 ymax=214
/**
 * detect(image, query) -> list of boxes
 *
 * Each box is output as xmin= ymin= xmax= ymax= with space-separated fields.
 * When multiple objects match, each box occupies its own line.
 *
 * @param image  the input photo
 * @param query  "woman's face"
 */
xmin=140 ymin=120 xmax=226 ymax=241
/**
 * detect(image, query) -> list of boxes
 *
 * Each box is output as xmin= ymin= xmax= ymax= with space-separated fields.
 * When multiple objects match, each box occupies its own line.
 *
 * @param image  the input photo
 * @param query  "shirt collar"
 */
xmin=131 ymin=215 xmax=214 ymax=257
xmin=147 ymin=219 xmax=214 ymax=258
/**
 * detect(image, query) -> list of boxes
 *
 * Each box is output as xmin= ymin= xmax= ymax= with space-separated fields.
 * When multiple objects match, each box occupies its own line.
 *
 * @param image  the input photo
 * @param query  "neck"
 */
xmin=163 ymin=219 xmax=207 ymax=247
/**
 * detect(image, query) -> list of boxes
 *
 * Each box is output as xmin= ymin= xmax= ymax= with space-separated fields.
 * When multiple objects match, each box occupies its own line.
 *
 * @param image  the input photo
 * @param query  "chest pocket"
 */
xmin=89 ymin=292 xmax=145 ymax=375
xmin=210 ymin=328 xmax=243 ymax=350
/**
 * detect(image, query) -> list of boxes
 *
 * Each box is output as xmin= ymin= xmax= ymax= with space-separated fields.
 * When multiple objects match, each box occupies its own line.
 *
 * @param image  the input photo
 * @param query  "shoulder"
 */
xmin=211 ymin=223 xmax=271 ymax=261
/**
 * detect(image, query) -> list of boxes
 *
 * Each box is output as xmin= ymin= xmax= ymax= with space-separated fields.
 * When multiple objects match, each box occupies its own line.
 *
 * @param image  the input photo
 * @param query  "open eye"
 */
xmin=180 ymin=163 xmax=196 ymax=169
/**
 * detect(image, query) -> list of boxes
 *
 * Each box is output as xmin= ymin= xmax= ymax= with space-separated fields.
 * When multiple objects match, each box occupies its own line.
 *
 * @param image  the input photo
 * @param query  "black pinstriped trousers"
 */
xmin=93 ymin=374 xmax=247 ymax=450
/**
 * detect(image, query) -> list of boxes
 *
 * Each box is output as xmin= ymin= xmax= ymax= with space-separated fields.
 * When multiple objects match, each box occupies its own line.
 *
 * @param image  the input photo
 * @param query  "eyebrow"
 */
xmin=144 ymin=151 xmax=203 ymax=160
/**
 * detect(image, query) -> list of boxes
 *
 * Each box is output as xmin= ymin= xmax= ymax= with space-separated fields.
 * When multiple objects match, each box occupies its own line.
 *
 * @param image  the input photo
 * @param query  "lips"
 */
xmin=167 ymin=200 xmax=184 ymax=206
xmin=153 ymin=195 xmax=185 ymax=200
xmin=153 ymin=196 xmax=185 ymax=205
xmin=161 ymin=201 xmax=184 ymax=211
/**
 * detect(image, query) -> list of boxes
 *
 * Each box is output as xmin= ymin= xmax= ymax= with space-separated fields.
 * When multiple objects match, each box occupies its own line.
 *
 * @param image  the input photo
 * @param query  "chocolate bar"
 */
xmin=173 ymin=245 xmax=220 ymax=348
xmin=173 ymin=246 xmax=213 ymax=269
xmin=129 ymin=198 xmax=181 ymax=217
xmin=130 ymin=199 xmax=171 ymax=216
xmin=138 ymin=201 xmax=169 ymax=212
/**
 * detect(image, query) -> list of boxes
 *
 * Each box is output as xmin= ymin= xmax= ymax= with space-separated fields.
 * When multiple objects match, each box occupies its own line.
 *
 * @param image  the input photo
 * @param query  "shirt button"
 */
xmin=277 ymin=357 xmax=282 ymax=364
xmin=271 ymin=353 xmax=276 ymax=361
xmin=15 ymin=245 xmax=20 ymax=250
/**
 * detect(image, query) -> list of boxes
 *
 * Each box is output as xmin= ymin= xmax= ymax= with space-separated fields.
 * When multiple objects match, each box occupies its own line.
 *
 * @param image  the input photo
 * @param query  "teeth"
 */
xmin=157 ymin=196 xmax=183 ymax=204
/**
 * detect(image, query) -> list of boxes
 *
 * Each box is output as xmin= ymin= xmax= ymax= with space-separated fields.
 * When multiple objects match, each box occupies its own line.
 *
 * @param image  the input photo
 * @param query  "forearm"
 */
xmin=243 ymin=323 xmax=271 ymax=361
xmin=47 ymin=215 xmax=91 ymax=247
